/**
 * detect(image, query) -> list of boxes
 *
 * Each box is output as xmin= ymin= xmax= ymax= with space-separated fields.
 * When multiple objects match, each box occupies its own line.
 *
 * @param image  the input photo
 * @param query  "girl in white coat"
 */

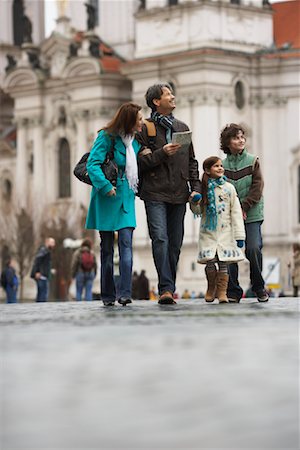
xmin=191 ymin=157 xmax=245 ymax=303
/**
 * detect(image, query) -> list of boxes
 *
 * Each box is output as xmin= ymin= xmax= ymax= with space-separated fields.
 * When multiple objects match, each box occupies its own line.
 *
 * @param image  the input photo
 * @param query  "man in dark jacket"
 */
xmin=136 ymin=83 xmax=201 ymax=304
xmin=31 ymin=237 xmax=56 ymax=302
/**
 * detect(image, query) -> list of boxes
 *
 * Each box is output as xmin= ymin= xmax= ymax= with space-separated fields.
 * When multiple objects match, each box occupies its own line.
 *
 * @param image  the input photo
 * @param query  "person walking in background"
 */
xmin=30 ymin=237 xmax=56 ymax=302
xmin=221 ymin=123 xmax=269 ymax=302
xmin=136 ymin=82 xmax=201 ymax=304
xmin=292 ymin=243 xmax=300 ymax=297
xmin=1 ymin=258 xmax=18 ymax=303
xmin=86 ymin=102 xmax=143 ymax=306
xmin=71 ymin=238 xmax=97 ymax=301
xmin=191 ymin=157 xmax=245 ymax=303
xmin=137 ymin=269 xmax=150 ymax=300
xmin=131 ymin=271 xmax=139 ymax=300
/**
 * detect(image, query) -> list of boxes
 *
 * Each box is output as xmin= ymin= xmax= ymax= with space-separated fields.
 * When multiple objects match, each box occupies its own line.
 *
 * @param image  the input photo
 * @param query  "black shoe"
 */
xmin=227 ymin=297 xmax=241 ymax=303
xmin=256 ymin=290 xmax=269 ymax=302
xmin=103 ymin=301 xmax=115 ymax=307
xmin=118 ymin=298 xmax=132 ymax=306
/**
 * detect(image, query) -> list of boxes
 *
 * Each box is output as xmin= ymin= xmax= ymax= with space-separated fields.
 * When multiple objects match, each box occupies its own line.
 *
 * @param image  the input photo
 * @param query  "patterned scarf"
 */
xmin=203 ymin=176 xmax=227 ymax=231
xmin=151 ymin=111 xmax=175 ymax=143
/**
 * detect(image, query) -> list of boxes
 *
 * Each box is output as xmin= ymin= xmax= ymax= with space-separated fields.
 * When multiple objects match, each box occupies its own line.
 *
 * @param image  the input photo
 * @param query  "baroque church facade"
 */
xmin=0 ymin=0 xmax=299 ymax=298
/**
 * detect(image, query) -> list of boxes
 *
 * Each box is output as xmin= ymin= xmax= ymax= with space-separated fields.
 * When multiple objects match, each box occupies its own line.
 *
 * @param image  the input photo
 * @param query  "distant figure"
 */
xmin=85 ymin=3 xmax=97 ymax=30
xmin=30 ymin=237 xmax=56 ymax=302
xmin=138 ymin=270 xmax=150 ymax=300
xmin=71 ymin=238 xmax=97 ymax=301
xmin=22 ymin=14 xmax=32 ymax=43
xmin=131 ymin=271 xmax=139 ymax=300
xmin=292 ymin=243 xmax=300 ymax=297
xmin=182 ymin=289 xmax=191 ymax=299
xmin=1 ymin=258 xmax=18 ymax=303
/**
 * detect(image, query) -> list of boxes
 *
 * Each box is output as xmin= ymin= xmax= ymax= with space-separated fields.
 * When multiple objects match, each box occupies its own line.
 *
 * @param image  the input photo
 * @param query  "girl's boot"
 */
xmin=205 ymin=266 xmax=217 ymax=302
xmin=216 ymin=272 xmax=229 ymax=303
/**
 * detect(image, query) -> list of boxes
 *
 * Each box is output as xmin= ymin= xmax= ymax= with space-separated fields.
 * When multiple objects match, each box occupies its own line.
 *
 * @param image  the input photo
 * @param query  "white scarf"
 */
xmin=121 ymin=134 xmax=139 ymax=193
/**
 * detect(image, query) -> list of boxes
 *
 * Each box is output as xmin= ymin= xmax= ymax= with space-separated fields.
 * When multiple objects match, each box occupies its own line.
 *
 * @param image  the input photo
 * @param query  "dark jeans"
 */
xmin=144 ymin=200 xmax=186 ymax=295
xmin=5 ymin=285 xmax=17 ymax=303
xmin=99 ymin=227 xmax=133 ymax=303
xmin=75 ymin=272 xmax=95 ymax=301
xmin=36 ymin=278 xmax=49 ymax=302
xmin=227 ymin=221 xmax=265 ymax=300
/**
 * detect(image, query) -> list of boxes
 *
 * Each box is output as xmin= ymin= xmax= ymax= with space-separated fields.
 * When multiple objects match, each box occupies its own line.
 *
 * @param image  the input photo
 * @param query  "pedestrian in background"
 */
xmin=191 ymin=156 xmax=245 ymax=303
xmin=30 ymin=237 xmax=56 ymax=302
xmin=71 ymin=238 xmax=97 ymax=301
xmin=85 ymin=102 xmax=143 ymax=306
xmin=1 ymin=258 xmax=18 ymax=303
xmin=292 ymin=243 xmax=300 ymax=297
xmin=221 ymin=123 xmax=269 ymax=302
xmin=131 ymin=271 xmax=139 ymax=300
xmin=138 ymin=269 xmax=150 ymax=300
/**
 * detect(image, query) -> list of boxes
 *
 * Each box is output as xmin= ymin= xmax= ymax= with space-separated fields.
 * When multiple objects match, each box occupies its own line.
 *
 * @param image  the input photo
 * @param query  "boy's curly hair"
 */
xmin=220 ymin=123 xmax=245 ymax=154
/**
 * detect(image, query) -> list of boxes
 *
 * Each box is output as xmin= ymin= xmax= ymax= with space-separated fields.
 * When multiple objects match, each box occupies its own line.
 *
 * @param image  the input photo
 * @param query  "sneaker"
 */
xmin=228 ymin=297 xmax=241 ymax=303
xmin=103 ymin=301 xmax=115 ymax=307
xmin=158 ymin=291 xmax=176 ymax=305
xmin=256 ymin=290 xmax=269 ymax=302
xmin=118 ymin=298 xmax=133 ymax=306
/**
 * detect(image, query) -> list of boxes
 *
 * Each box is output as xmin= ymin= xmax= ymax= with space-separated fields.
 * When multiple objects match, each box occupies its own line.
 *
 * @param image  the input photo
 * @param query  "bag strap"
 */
xmin=144 ymin=119 xmax=156 ymax=150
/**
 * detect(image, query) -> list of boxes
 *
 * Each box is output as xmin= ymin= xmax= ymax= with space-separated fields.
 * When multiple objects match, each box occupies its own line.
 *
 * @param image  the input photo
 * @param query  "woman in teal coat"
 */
xmin=86 ymin=102 xmax=143 ymax=306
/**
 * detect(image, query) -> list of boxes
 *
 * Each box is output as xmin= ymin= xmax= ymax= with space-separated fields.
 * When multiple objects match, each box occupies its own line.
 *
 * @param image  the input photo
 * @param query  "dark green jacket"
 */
xmin=222 ymin=150 xmax=264 ymax=223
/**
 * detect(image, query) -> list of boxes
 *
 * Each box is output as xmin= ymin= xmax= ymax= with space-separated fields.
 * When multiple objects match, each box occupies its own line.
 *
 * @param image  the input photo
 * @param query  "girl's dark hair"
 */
xmin=220 ymin=123 xmax=245 ymax=154
xmin=100 ymin=102 xmax=142 ymax=135
xmin=145 ymin=83 xmax=173 ymax=111
xmin=81 ymin=238 xmax=92 ymax=249
xmin=201 ymin=156 xmax=222 ymax=207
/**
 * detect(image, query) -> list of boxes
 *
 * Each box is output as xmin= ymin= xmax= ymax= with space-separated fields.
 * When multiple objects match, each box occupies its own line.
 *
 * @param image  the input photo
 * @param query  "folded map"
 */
xmin=172 ymin=131 xmax=192 ymax=146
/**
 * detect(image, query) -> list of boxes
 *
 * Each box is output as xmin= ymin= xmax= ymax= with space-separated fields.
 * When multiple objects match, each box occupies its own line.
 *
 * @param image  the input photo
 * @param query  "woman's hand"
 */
xmin=107 ymin=187 xmax=116 ymax=197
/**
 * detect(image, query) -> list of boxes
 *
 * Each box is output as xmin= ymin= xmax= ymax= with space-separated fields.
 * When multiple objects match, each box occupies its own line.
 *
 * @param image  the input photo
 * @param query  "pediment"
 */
xmin=3 ymin=68 xmax=40 ymax=90
xmin=62 ymin=57 xmax=101 ymax=78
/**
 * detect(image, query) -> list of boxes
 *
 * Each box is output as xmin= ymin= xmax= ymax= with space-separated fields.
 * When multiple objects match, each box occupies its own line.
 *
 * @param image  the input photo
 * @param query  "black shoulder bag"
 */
xmin=73 ymin=136 xmax=117 ymax=186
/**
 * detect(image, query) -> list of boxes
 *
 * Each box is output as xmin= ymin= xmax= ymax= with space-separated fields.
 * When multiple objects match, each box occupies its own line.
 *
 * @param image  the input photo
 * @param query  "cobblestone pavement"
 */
xmin=1 ymin=298 xmax=299 ymax=450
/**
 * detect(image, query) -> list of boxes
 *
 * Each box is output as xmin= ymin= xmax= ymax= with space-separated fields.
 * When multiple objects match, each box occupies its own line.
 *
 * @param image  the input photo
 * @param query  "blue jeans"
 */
xmin=5 ymin=285 xmax=17 ymax=303
xmin=36 ymin=278 xmax=48 ymax=302
xmin=99 ymin=227 xmax=133 ymax=302
xmin=227 ymin=221 xmax=265 ymax=300
xmin=75 ymin=272 xmax=95 ymax=301
xmin=144 ymin=201 xmax=186 ymax=295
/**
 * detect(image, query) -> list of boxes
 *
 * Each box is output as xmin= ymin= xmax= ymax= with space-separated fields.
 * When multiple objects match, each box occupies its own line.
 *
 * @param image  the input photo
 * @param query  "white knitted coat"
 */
xmin=192 ymin=181 xmax=246 ymax=264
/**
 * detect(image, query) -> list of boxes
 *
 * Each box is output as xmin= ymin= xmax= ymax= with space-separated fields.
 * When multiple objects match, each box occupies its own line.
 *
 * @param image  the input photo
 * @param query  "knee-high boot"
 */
xmin=216 ymin=272 xmax=229 ymax=303
xmin=205 ymin=266 xmax=217 ymax=302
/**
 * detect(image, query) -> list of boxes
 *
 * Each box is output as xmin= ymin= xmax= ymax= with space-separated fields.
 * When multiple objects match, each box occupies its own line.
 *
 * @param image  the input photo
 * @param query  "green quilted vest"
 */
xmin=222 ymin=150 xmax=264 ymax=223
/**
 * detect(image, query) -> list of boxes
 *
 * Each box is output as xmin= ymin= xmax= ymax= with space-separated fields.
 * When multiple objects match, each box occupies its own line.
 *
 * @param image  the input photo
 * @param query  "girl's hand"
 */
xmin=242 ymin=210 xmax=247 ymax=220
xmin=107 ymin=187 xmax=116 ymax=197
xmin=189 ymin=192 xmax=202 ymax=203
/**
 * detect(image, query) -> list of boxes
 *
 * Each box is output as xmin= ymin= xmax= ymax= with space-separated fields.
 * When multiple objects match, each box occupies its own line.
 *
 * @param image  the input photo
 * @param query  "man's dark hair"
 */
xmin=220 ymin=123 xmax=246 ymax=154
xmin=145 ymin=83 xmax=173 ymax=112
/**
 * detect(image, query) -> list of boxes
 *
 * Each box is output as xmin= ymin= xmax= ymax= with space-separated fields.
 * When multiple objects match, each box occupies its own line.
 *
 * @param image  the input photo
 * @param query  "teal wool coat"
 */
xmin=85 ymin=130 xmax=141 ymax=231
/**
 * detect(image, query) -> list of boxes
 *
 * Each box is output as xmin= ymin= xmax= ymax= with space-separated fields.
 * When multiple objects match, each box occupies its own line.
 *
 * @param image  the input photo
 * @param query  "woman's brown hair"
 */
xmin=100 ymin=102 xmax=142 ymax=136
xmin=220 ymin=123 xmax=246 ymax=154
xmin=201 ymin=156 xmax=222 ymax=207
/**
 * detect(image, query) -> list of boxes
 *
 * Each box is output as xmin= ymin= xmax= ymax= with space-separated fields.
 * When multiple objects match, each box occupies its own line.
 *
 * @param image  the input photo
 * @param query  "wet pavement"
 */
xmin=1 ymin=298 xmax=299 ymax=449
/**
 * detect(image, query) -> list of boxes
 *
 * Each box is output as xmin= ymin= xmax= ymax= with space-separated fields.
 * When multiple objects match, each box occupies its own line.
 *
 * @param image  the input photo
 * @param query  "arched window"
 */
xmin=2 ymin=179 xmax=12 ymax=202
xmin=234 ymin=81 xmax=246 ymax=110
xmin=58 ymin=138 xmax=71 ymax=198
xmin=298 ymin=165 xmax=300 ymax=223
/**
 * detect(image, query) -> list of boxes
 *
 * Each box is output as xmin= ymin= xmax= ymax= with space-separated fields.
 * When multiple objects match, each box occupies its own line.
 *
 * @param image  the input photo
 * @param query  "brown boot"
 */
xmin=216 ymin=272 xmax=229 ymax=303
xmin=204 ymin=266 xmax=217 ymax=302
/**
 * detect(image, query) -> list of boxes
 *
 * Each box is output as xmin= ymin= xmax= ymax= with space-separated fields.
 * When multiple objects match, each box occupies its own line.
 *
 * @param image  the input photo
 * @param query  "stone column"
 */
xmin=32 ymin=117 xmax=45 ymax=211
xmin=15 ymin=117 xmax=28 ymax=208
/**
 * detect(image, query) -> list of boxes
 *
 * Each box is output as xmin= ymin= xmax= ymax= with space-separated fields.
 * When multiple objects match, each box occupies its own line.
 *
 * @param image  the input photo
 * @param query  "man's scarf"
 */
xmin=151 ymin=111 xmax=175 ymax=143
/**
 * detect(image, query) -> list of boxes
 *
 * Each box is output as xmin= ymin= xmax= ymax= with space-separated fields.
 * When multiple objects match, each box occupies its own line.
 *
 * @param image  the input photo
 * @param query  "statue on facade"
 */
xmin=89 ymin=39 xmax=100 ymax=58
xmin=27 ymin=51 xmax=41 ymax=69
xmin=58 ymin=106 xmax=67 ymax=126
xmin=22 ymin=14 xmax=33 ymax=43
xmin=5 ymin=54 xmax=17 ymax=73
xmin=69 ymin=42 xmax=79 ymax=57
xmin=84 ymin=3 xmax=97 ymax=30
xmin=57 ymin=0 xmax=68 ymax=17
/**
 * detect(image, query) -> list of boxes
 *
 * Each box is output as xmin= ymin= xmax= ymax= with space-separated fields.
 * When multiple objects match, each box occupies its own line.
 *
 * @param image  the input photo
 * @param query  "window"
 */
xmin=168 ymin=0 xmax=178 ymax=5
xmin=2 ymin=179 xmax=12 ymax=202
xmin=13 ymin=0 xmax=24 ymax=46
xmin=298 ymin=165 xmax=300 ymax=223
xmin=234 ymin=81 xmax=245 ymax=110
xmin=58 ymin=138 xmax=71 ymax=198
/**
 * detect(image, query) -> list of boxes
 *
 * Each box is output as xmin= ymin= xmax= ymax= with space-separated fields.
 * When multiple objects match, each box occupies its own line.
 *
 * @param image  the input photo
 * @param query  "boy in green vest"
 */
xmin=221 ymin=123 xmax=269 ymax=302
